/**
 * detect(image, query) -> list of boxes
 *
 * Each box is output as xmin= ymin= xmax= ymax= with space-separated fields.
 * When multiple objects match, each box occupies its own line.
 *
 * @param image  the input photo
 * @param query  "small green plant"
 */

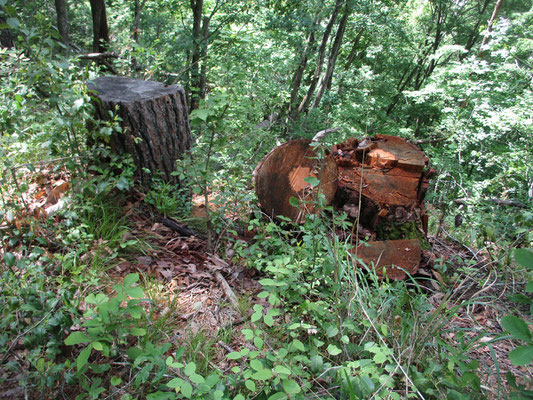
xmin=145 ymin=178 xmax=191 ymax=217
xmin=64 ymin=273 xmax=149 ymax=398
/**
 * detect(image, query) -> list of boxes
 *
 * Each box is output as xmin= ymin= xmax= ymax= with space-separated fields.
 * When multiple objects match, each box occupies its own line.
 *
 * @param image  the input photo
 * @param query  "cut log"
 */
xmin=87 ymin=76 xmax=192 ymax=187
xmin=253 ymin=134 xmax=433 ymax=280
xmin=254 ymin=139 xmax=338 ymax=223
xmin=354 ymin=239 xmax=421 ymax=280
xmin=333 ymin=134 xmax=431 ymax=240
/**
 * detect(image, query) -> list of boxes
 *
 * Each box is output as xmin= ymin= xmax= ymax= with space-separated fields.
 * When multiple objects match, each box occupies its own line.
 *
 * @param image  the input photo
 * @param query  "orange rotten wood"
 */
xmin=254 ymin=134 xmax=433 ymax=280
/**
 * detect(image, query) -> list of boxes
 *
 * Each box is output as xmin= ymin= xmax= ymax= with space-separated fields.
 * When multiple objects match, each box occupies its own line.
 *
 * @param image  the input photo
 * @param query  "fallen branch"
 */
xmin=312 ymin=127 xmax=341 ymax=142
xmin=454 ymin=197 xmax=527 ymax=208
xmin=161 ymin=217 xmax=207 ymax=240
xmin=413 ymin=137 xmax=448 ymax=145
xmin=78 ymin=52 xmax=119 ymax=60
xmin=213 ymin=270 xmax=238 ymax=309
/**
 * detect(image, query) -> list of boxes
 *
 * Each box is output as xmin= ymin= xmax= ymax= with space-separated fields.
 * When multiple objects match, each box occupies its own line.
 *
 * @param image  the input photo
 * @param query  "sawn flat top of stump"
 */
xmin=87 ymin=76 xmax=182 ymax=103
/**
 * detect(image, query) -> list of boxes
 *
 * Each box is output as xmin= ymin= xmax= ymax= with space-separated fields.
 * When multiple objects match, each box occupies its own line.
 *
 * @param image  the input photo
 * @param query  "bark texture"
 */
xmin=89 ymin=0 xmax=110 ymax=53
xmin=88 ymin=76 xmax=192 ymax=187
xmin=54 ymin=0 xmax=69 ymax=46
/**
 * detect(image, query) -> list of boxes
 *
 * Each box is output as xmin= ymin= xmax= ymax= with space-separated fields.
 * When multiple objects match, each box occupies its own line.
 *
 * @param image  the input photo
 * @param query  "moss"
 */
xmin=376 ymin=219 xmax=430 ymax=250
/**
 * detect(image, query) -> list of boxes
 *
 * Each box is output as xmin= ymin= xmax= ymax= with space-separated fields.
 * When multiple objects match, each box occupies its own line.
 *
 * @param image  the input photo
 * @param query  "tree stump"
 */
xmin=254 ymin=139 xmax=338 ymax=223
xmin=87 ymin=76 xmax=192 ymax=187
xmin=254 ymin=134 xmax=434 ymax=280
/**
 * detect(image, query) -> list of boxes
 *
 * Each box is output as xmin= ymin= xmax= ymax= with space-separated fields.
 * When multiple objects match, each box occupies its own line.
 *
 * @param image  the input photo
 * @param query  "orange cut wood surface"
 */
xmin=255 ymin=139 xmax=337 ymax=222
xmin=336 ymin=135 xmax=428 ymax=207
xmin=354 ymin=239 xmax=421 ymax=280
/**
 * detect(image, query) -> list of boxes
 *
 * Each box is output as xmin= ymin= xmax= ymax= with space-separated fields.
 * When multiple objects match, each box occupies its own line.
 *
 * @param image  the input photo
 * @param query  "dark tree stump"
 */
xmin=87 ymin=76 xmax=192 ymax=187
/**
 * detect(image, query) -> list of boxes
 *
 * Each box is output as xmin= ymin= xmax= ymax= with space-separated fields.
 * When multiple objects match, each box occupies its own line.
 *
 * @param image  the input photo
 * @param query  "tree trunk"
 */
xmin=54 ymin=0 xmax=70 ymax=47
xmin=87 ymin=76 xmax=192 ymax=188
xmin=297 ymin=0 xmax=343 ymax=114
xmin=253 ymin=139 xmax=338 ymax=223
xmin=311 ymin=1 xmax=350 ymax=110
xmin=0 ymin=17 xmax=14 ymax=48
xmin=287 ymin=15 xmax=320 ymax=120
xmin=89 ymin=0 xmax=110 ymax=53
xmin=480 ymin=0 xmax=504 ymax=56
xmin=189 ymin=0 xmax=203 ymax=110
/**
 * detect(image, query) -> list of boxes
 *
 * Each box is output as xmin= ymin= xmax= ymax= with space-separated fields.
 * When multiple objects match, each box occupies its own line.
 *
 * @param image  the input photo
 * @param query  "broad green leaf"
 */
xmin=234 ymin=395 xmax=245 ymax=400
xmin=327 ymin=344 xmax=342 ymax=356
xmin=273 ymin=365 xmax=291 ymax=375
xmin=242 ymin=329 xmax=254 ymax=340
xmin=77 ymin=345 xmax=92 ymax=371
xmin=304 ymin=176 xmax=320 ymax=188
xmin=509 ymin=345 xmax=533 ymax=366
xmin=123 ymin=273 xmax=139 ymax=287
xmin=310 ymin=355 xmax=323 ymax=372
xmin=65 ymin=331 xmax=90 ymax=345
xmin=111 ymin=376 xmax=122 ymax=386
xmin=189 ymin=373 xmax=205 ymax=384
xmin=282 ymin=379 xmax=301 ymax=394
xmin=373 ymin=351 xmax=387 ymax=364
xmin=289 ymin=197 xmax=299 ymax=207
xmin=181 ymin=381 xmax=193 ymax=398
xmin=254 ymin=336 xmax=264 ymax=350
xmin=251 ymin=369 xmax=273 ymax=381
xmin=267 ymin=392 xmax=287 ymax=400
xmin=250 ymin=359 xmax=263 ymax=371
xmin=245 ymin=379 xmax=256 ymax=391
xmin=291 ymin=339 xmax=305 ymax=352
xmin=126 ymin=286 xmax=144 ymax=299
xmin=3 ymin=252 xmax=16 ymax=267
xmin=326 ymin=325 xmax=339 ymax=338
xmin=514 ymin=248 xmax=533 ymax=270
xmin=526 ymin=281 xmax=533 ymax=293
xmin=92 ymin=341 xmax=103 ymax=351
xmin=501 ymin=315 xmax=532 ymax=341
xmin=184 ymin=362 xmax=196 ymax=376
xmin=227 ymin=352 xmax=242 ymax=360
xmin=166 ymin=377 xmax=185 ymax=388
xmin=130 ymin=328 xmax=146 ymax=336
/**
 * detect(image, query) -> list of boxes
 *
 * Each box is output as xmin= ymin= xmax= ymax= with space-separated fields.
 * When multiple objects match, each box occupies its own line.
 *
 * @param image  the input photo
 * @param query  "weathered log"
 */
xmin=354 ymin=239 xmax=421 ymax=280
xmin=254 ymin=134 xmax=433 ymax=280
xmin=254 ymin=139 xmax=338 ymax=223
xmin=87 ymin=76 xmax=192 ymax=187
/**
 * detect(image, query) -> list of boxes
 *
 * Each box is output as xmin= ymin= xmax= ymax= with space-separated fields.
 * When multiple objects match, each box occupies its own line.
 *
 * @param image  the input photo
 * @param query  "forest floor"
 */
xmin=2 ymin=166 xmax=531 ymax=399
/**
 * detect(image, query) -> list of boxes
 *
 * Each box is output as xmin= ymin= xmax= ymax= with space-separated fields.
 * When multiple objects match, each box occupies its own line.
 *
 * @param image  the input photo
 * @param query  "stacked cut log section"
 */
xmin=254 ymin=134 xmax=434 ymax=280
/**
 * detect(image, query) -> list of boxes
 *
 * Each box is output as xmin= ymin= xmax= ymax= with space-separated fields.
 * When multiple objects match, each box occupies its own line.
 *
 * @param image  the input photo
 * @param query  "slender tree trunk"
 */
xmin=89 ymin=0 xmax=110 ymax=53
xmin=199 ymin=16 xmax=210 ymax=100
xmin=189 ymin=0 xmax=203 ymax=110
xmin=0 ymin=17 xmax=14 ymax=48
xmin=297 ymin=0 xmax=343 ymax=114
xmin=133 ymin=0 xmax=147 ymax=42
xmin=480 ymin=0 xmax=503 ymax=55
xmin=54 ymin=0 xmax=70 ymax=47
xmin=311 ymin=1 xmax=350 ymax=110
xmin=287 ymin=15 xmax=320 ymax=119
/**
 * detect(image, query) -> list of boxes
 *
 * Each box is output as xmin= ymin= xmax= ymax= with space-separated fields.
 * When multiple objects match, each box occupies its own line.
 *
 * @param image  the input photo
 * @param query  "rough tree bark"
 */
xmin=87 ymin=76 xmax=192 ymax=187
